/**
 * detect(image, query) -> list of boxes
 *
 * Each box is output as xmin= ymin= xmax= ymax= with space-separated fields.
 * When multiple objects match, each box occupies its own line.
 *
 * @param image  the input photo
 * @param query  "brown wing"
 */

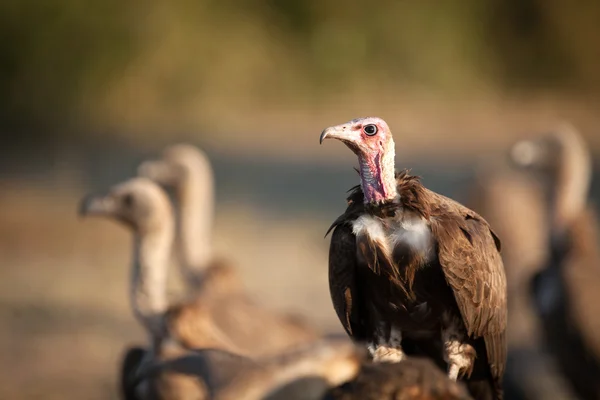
xmin=429 ymin=194 xmax=507 ymax=380
xmin=328 ymin=223 xmax=365 ymax=339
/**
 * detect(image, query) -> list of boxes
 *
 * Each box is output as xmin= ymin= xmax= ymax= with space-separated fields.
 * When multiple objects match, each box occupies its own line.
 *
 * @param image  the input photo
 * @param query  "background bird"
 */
xmin=79 ymin=177 xmax=318 ymax=398
xmin=127 ymin=336 xmax=473 ymax=400
xmin=137 ymin=143 xmax=319 ymax=353
xmin=79 ymin=177 xmax=247 ymax=399
xmin=510 ymin=124 xmax=600 ymax=400
xmin=466 ymin=154 xmax=572 ymax=399
xmin=138 ymin=144 xmax=217 ymax=291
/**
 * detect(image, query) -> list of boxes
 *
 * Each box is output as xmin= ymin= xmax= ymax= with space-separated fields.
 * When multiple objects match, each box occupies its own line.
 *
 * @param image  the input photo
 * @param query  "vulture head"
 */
xmin=320 ymin=117 xmax=398 ymax=204
xmin=79 ymin=177 xmax=172 ymax=233
xmin=320 ymin=117 xmax=394 ymax=158
xmin=138 ymin=144 xmax=212 ymax=192
xmin=510 ymin=135 xmax=560 ymax=175
xmin=510 ymin=122 xmax=592 ymax=238
xmin=509 ymin=123 xmax=589 ymax=178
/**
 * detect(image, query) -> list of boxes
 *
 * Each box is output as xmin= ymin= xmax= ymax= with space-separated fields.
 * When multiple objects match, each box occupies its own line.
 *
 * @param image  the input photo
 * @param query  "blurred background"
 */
xmin=1 ymin=1 xmax=600 ymax=399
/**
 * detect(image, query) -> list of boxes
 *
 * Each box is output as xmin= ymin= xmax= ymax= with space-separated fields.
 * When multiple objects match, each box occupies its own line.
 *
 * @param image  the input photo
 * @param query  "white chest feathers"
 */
xmin=351 ymin=212 xmax=434 ymax=261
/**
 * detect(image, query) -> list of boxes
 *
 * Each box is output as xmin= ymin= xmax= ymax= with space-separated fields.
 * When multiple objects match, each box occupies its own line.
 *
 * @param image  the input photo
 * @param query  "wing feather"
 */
xmin=429 ymin=192 xmax=507 ymax=380
xmin=328 ymin=223 xmax=364 ymax=339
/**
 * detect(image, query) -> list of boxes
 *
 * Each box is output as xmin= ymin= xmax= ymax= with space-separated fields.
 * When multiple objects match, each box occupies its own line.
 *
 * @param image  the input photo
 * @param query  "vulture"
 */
xmin=138 ymin=144 xmax=216 ymax=289
xmin=126 ymin=336 xmax=472 ymax=400
xmin=137 ymin=143 xmax=318 ymax=348
xmin=79 ymin=177 xmax=317 ymax=398
xmin=467 ymin=154 xmax=572 ymax=398
xmin=320 ymin=117 xmax=507 ymax=400
xmin=323 ymin=357 xmax=473 ymax=400
xmin=510 ymin=124 xmax=600 ymax=400
xmin=120 ymin=336 xmax=361 ymax=400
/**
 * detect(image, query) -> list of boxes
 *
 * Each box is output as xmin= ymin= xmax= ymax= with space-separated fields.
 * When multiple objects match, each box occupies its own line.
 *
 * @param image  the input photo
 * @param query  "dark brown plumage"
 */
xmin=321 ymin=117 xmax=507 ymax=400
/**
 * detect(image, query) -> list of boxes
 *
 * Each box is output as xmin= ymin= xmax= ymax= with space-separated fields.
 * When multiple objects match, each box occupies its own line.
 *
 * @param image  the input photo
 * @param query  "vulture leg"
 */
xmin=368 ymin=324 xmax=406 ymax=363
xmin=442 ymin=312 xmax=476 ymax=381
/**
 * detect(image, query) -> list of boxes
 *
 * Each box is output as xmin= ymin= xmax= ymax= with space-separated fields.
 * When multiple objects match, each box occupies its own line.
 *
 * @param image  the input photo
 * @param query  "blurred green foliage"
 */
xmin=1 ymin=0 xmax=600 ymax=141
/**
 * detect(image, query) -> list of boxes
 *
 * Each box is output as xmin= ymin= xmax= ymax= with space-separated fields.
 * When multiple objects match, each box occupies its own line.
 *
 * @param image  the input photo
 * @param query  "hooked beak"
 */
xmin=78 ymin=193 xmax=115 ymax=218
xmin=319 ymin=123 xmax=357 ymax=145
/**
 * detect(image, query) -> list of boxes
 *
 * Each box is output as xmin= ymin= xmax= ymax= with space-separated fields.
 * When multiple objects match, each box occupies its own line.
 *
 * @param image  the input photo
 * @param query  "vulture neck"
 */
xmin=177 ymin=166 xmax=214 ymax=285
xmin=358 ymin=142 xmax=398 ymax=204
xmin=131 ymin=223 xmax=173 ymax=344
xmin=552 ymin=131 xmax=591 ymax=234
xmin=219 ymin=343 xmax=360 ymax=400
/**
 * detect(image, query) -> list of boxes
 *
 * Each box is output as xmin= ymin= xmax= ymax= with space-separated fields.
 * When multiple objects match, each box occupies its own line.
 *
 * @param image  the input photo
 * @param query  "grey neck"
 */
xmin=552 ymin=128 xmax=591 ymax=233
xmin=130 ymin=224 xmax=173 ymax=342
xmin=177 ymin=166 xmax=214 ymax=285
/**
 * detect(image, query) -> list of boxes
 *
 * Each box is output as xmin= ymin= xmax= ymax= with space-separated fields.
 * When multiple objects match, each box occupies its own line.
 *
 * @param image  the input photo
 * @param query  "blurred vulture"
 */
xmin=467 ymin=158 xmax=571 ymax=398
xmin=79 ymin=177 xmax=316 ymax=399
xmin=122 ymin=337 xmax=472 ymax=400
xmin=137 ymin=144 xmax=317 ymax=347
xmin=510 ymin=124 xmax=600 ymax=400
xmin=138 ymin=144 xmax=217 ymax=290
xmin=320 ymin=117 xmax=507 ymax=400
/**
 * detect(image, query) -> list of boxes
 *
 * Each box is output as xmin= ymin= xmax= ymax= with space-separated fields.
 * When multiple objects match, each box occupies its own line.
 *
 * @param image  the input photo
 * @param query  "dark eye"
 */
xmin=122 ymin=194 xmax=135 ymax=208
xmin=364 ymin=124 xmax=378 ymax=136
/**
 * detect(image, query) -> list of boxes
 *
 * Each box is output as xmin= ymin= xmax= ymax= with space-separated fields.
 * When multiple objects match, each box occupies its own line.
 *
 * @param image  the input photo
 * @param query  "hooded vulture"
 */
xmin=320 ymin=117 xmax=507 ymax=400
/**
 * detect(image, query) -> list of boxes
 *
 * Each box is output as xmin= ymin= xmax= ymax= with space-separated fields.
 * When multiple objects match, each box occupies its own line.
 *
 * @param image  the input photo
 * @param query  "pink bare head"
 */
xmin=320 ymin=117 xmax=398 ymax=204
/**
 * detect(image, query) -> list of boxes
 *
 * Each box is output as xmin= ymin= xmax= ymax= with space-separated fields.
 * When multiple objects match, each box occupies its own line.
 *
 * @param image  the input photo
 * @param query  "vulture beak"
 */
xmin=79 ymin=193 xmax=115 ymax=218
xmin=320 ymin=123 xmax=357 ymax=145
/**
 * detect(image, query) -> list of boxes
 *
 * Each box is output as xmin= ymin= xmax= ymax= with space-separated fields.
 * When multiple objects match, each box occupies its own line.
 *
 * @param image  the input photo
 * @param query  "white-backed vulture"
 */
xmin=320 ymin=117 xmax=507 ymax=400
xmin=467 ymin=162 xmax=571 ymax=399
xmin=119 ymin=336 xmax=361 ymax=400
xmin=80 ymin=178 xmax=244 ymax=399
xmin=510 ymin=124 xmax=600 ymax=400
xmin=137 ymin=144 xmax=318 ymax=350
xmin=79 ymin=178 xmax=242 ymax=352
xmin=79 ymin=177 xmax=319 ymax=397
xmin=138 ymin=144 xmax=216 ymax=289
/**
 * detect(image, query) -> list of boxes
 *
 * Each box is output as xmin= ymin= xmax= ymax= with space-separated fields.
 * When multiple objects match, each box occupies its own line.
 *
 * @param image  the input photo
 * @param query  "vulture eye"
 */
xmin=364 ymin=124 xmax=378 ymax=136
xmin=122 ymin=194 xmax=135 ymax=208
